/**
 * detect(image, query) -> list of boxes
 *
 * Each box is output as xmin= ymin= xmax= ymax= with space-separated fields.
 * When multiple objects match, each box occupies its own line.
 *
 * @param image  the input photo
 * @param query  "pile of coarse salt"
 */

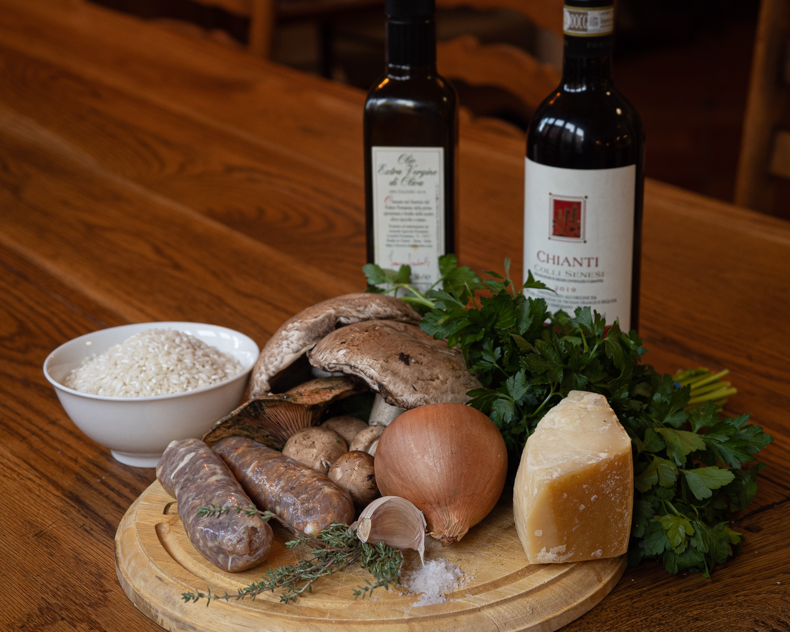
xmin=399 ymin=558 xmax=468 ymax=607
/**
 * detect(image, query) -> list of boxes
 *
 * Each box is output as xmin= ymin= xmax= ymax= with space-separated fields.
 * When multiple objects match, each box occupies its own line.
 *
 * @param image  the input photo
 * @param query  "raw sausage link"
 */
xmin=156 ymin=438 xmax=272 ymax=572
xmin=213 ymin=436 xmax=355 ymax=535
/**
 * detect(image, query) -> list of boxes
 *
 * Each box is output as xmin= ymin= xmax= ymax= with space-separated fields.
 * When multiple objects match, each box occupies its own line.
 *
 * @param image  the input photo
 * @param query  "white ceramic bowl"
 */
xmin=43 ymin=322 xmax=259 ymax=468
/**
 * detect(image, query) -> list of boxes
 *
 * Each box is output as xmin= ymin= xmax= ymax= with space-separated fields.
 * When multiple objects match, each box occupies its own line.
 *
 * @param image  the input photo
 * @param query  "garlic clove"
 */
xmin=354 ymin=496 xmax=427 ymax=564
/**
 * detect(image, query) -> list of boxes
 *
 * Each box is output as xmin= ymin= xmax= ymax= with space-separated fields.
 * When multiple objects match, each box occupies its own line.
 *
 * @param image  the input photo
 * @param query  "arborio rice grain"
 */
xmin=64 ymin=328 xmax=243 ymax=397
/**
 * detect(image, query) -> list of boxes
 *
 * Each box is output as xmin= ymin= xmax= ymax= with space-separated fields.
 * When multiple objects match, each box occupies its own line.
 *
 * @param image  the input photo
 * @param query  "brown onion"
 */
xmin=374 ymin=403 xmax=507 ymax=546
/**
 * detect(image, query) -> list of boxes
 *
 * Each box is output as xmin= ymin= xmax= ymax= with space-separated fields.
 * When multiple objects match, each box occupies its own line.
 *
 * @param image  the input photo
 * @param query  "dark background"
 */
xmin=90 ymin=0 xmax=762 ymax=210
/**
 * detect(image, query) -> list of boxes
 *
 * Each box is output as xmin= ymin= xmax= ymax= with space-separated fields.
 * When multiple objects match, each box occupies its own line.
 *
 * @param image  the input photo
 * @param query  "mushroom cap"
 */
xmin=349 ymin=425 xmax=384 ymax=453
xmin=202 ymin=376 xmax=364 ymax=449
xmin=307 ymin=320 xmax=481 ymax=410
xmin=282 ymin=427 xmax=348 ymax=475
xmin=328 ymin=451 xmax=379 ymax=508
xmin=249 ymin=293 xmax=421 ymax=397
xmin=321 ymin=416 xmax=370 ymax=444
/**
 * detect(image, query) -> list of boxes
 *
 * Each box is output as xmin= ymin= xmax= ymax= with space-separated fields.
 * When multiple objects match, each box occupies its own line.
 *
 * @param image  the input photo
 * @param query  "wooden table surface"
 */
xmin=1 ymin=1 xmax=788 ymax=630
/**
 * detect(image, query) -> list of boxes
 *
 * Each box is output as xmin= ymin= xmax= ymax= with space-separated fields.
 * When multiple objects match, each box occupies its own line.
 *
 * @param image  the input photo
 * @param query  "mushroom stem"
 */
xmin=369 ymin=394 xmax=405 ymax=427
xmin=310 ymin=366 xmax=346 ymax=379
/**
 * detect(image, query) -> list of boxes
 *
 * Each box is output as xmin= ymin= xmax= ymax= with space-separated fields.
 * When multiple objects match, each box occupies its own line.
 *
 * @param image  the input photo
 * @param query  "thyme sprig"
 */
xmin=182 ymin=523 xmax=403 ymax=605
xmin=197 ymin=502 xmax=276 ymax=521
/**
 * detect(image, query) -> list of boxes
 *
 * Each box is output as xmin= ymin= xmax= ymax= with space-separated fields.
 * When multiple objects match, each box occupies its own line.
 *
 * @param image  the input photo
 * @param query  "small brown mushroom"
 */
xmin=282 ymin=427 xmax=348 ymax=475
xmin=321 ymin=416 xmax=369 ymax=445
xmin=249 ymin=293 xmax=421 ymax=396
xmin=307 ymin=320 xmax=481 ymax=410
xmin=349 ymin=425 xmax=384 ymax=454
xmin=328 ymin=451 xmax=379 ymax=508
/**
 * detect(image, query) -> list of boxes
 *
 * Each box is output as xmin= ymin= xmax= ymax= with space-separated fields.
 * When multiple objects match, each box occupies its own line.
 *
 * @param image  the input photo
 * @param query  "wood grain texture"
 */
xmin=0 ymin=0 xmax=788 ymax=630
xmin=116 ymin=482 xmax=626 ymax=632
xmin=0 ymin=245 xmax=161 ymax=631
xmin=0 ymin=51 xmax=368 ymax=280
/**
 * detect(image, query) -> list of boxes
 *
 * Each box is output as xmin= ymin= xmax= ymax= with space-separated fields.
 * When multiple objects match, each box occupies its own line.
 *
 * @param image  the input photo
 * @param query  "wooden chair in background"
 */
xmin=435 ymin=0 xmax=563 ymax=135
xmin=735 ymin=0 xmax=790 ymax=217
xmin=151 ymin=0 xmax=276 ymax=57
xmin=106 ymin=0 xmax=564 ymax=132
xmin=152 ymin=0 xmax=382 ymax=74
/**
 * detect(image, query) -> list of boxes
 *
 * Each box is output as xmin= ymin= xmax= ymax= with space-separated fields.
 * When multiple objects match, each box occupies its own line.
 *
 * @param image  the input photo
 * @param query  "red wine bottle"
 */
xmin=364 ymin=0 xmax=458 ymax=292
xmin=524 ymin=0 xmax=644 ymax=331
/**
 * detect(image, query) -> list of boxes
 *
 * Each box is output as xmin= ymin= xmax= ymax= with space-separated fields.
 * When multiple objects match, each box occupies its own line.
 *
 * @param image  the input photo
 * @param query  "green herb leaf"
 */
xmin=643 ymin=519 xmax=670 ymax=556
xmin=657 ymin=514 xmax=695 ymax=552
xmin=655 ymin=428 xmax=707 ymax=467
xmin=682 ymin=466 xmax=736 ymax=500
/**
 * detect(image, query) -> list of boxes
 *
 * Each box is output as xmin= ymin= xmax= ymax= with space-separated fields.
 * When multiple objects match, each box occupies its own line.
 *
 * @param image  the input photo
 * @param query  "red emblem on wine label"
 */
xmin=550 ymin=195 xmax=585 ymax=241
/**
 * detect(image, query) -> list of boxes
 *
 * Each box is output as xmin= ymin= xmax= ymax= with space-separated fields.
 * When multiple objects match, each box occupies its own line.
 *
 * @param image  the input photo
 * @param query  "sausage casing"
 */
xmin=213 ymin=436 xmax=355 ymax=535
xmin=156 ymin=438 xmax=272 ymax=572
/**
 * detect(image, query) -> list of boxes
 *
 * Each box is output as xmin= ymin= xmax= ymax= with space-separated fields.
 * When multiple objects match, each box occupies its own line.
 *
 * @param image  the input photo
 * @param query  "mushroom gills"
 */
xmin=202 ymin=376 xmax=364 ymax=449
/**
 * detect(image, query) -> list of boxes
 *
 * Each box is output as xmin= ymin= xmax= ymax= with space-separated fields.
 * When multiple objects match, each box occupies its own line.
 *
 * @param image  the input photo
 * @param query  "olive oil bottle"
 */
xmin=364 ymin=0 xmax=458 ymax=291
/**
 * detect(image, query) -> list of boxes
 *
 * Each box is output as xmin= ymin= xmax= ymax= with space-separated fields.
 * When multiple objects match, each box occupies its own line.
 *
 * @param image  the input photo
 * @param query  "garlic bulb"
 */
xmin=374 ymin=403 xmax=508 ymax=546
xmin=354 ymin=496 xmax=427 ymax=564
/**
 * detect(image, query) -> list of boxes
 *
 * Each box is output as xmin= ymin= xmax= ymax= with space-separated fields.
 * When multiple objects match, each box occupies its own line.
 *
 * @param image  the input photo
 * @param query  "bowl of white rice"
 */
xmin=43 ymin=322 xmax=259 ymax=468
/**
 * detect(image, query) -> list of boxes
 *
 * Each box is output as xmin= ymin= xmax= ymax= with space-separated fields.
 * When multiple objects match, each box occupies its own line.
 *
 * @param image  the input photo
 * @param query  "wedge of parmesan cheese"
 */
xmin=513 ymin=390 xmax=633 ymax=564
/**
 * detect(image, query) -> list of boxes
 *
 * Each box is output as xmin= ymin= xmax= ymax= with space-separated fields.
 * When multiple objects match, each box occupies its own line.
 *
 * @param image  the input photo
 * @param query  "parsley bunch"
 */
xmin=364 ymin=256 xmax=773 ymax=577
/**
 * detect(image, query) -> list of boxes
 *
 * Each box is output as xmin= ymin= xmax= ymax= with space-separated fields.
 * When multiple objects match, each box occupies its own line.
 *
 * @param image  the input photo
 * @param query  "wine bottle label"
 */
xmin=523 ymin=158 xmax=635 ymax=330
xmin=563 ymin=6 xmax=614 ymax=37
xmin=371 ymin=146 xmax=445 ymax=291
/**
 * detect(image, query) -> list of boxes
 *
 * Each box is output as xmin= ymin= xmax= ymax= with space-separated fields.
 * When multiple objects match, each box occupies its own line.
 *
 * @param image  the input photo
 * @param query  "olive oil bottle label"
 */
xmin=523 ymin=158 xmax=636 ymax=330
xmin=371 ymin=146 xmax=444 ymax=292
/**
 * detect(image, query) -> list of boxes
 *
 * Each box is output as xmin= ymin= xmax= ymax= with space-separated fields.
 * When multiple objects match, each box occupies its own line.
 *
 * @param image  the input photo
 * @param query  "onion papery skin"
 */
xmin=374 ymin=403 xmax=508 ymax=546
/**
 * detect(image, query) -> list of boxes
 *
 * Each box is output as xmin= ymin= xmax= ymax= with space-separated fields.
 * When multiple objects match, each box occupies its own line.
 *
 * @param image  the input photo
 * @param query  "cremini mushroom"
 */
xmin=202 ymin=376 xmax=363 ymax=449
xmin=328 ymin=451 xmax=379 ymax=508
xmin=307 ymin=320 xmax=481 ymax=411
xmin=282 ymin=426 xmax=348 ymax=475
xmin=249 ymin=293 xmax=420 ymax=396
xmin=349 ymin=425 xmax=384 ymax=454
xmin=321 ymin=415 xmax=369 ymax=444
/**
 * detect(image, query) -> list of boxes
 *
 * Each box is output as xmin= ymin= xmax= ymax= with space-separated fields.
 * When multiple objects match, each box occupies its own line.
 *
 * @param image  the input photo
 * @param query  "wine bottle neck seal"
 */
xmin=563 ymin=5 xmax=614 ymax=38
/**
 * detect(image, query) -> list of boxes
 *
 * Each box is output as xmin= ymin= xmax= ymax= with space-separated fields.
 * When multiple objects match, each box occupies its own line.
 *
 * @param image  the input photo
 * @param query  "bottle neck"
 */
xmin=386 ymin=17 xmax=436 ymax=75
xmin=561 ymin=35 xmax=613 ymax=91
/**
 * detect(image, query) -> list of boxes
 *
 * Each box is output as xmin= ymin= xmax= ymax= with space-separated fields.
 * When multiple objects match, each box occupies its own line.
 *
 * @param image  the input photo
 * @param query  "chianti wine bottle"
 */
xmin=523 ymin=0 xmax=644 ymax=331
xmin=364 ymin=0 xmax=457 ymax=292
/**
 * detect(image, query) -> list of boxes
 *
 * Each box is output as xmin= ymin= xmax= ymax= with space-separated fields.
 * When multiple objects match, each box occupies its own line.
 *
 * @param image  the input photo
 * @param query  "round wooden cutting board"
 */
xmin=115 ymin=481 xmax=626 ymax=632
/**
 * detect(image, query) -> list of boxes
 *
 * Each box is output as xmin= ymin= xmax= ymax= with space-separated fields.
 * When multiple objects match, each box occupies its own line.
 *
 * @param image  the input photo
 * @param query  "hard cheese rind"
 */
xmin=513 ymin=391 xmax=633 ymax=564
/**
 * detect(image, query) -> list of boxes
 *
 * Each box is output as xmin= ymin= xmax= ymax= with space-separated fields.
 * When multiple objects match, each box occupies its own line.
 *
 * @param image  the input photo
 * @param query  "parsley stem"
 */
xmin=579 ymin=328 xmax=589 ymax=353
xmin=689 ymin=380 xmax=732 ymax=397
xmin=681 ymin=369 xmax=730 ymax=389
xmin=665 ymin=499 xmax=683 ymax=518
xmin=687 ymin=387 xmax=737 ymax=405
xmin=527 ymin=387 xmax=558 ymax=420
xmin=391 ymin=285 xmax=435 ymax=309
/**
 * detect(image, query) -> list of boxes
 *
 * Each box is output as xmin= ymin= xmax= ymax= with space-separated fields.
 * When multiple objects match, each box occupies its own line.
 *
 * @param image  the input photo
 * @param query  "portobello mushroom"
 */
xmin=249 ymin=293 xmax=421 ymax=396
xmin=307 ymin=320 xmax=481 ymax=411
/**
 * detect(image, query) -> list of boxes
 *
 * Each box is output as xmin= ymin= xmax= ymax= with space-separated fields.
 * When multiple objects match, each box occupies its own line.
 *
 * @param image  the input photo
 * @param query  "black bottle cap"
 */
xmin=385 ymin=0 xmax=435 ymax=19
